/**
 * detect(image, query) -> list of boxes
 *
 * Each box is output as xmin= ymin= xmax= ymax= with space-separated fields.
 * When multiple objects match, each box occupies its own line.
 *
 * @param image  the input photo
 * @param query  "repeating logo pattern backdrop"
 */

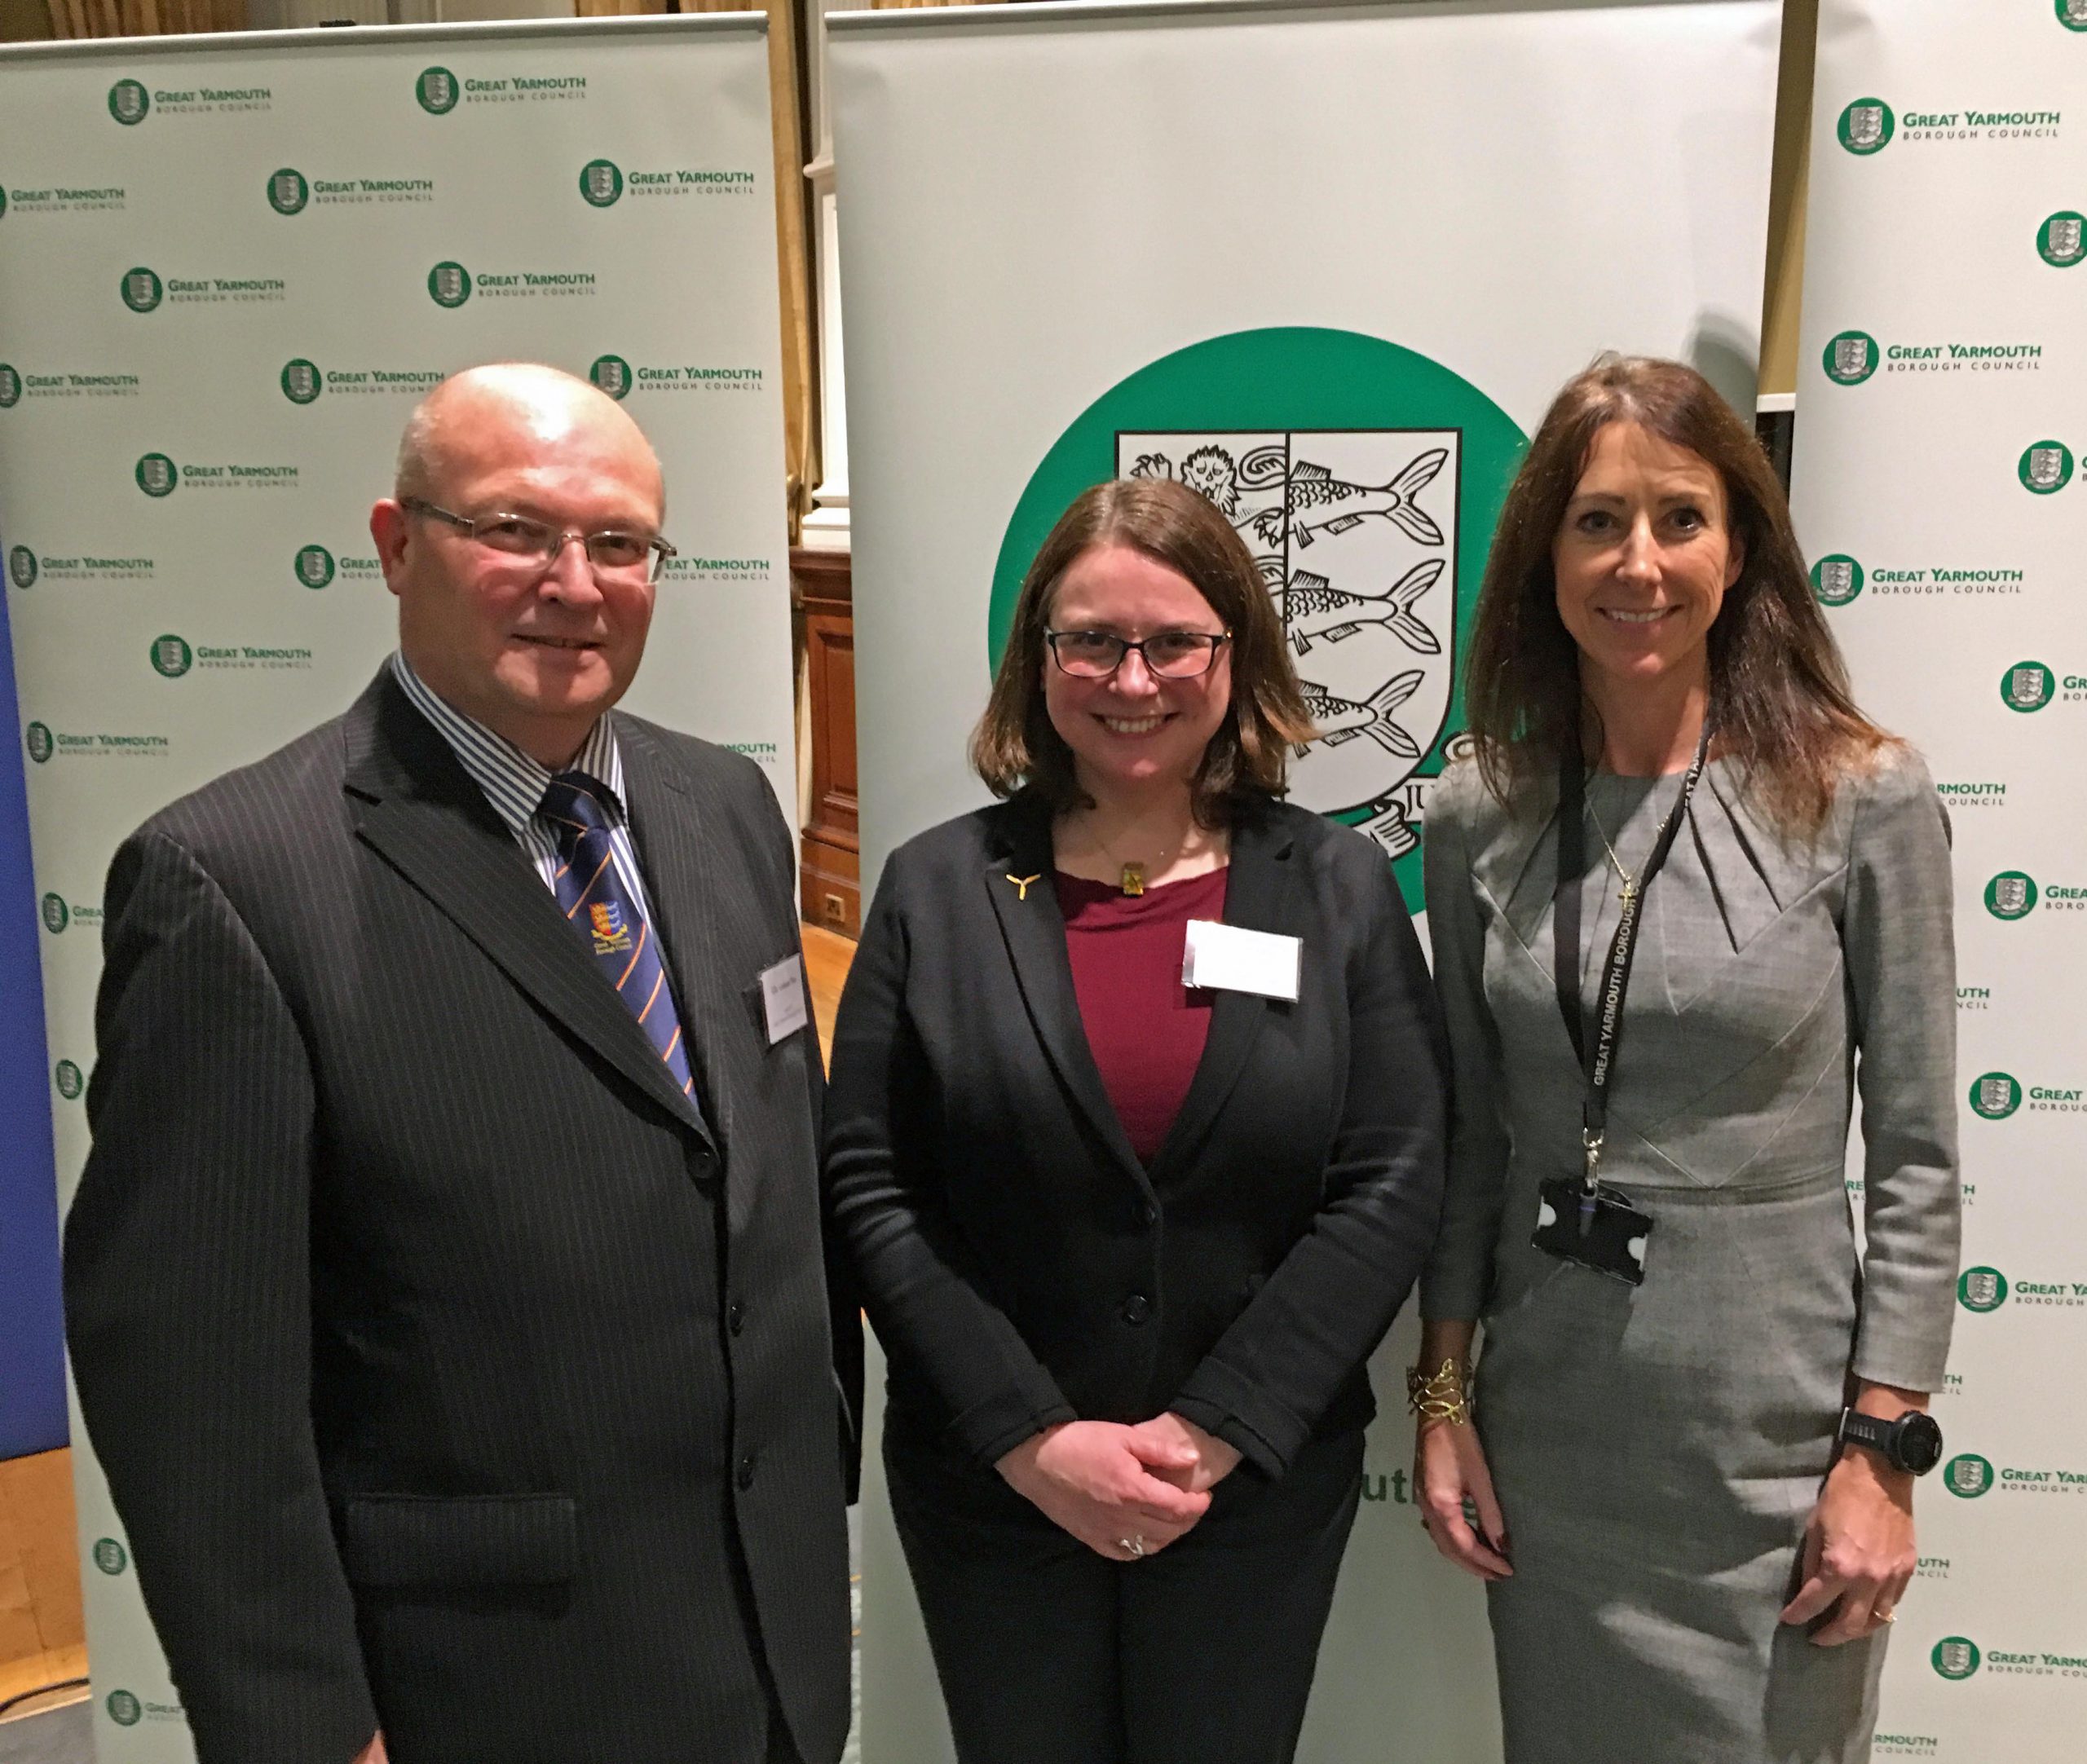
xmin=0 ymin=20 xmax=794 ymax=1759
xmin=1794 ymin=5 xmax=2087 ymax=1757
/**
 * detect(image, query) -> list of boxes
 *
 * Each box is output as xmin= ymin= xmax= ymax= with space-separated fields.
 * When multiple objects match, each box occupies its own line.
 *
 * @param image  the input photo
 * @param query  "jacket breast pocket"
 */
xmin=338 ymin=1493 xmax=577 ymax=1592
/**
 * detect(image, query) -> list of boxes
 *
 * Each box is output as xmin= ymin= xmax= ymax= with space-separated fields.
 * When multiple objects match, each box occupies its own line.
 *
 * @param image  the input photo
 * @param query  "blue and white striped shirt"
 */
xmin=388 ymin=650 xmax=656 ymax=922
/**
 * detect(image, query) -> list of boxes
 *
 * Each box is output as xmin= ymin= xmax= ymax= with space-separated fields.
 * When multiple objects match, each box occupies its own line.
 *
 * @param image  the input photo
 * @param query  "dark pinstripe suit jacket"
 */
xmin=64 ymin=668 xmax=858 ymax=1764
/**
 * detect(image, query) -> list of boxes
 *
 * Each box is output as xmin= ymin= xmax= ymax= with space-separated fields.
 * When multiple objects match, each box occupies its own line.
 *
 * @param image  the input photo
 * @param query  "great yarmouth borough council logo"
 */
xmin=591 ymin=355 xmax=632 ymax=399
xmin=1823 ymin=331 xmax=1878 ymax=385
xmin=55 ymin=1061 xmax=86 ymax=1101
xmin=24 ymin=721 xmax=52 ymax=763
xmin=121 ymin=267 xmax=162 ymax=313
xmin=1810 ymin=555 xmax=1863 ymax=606
xmin=296 ymin=544 xmax=335 ymax=588
xmin=993 ymin=327 xmax=1525 ymax=908
xmin=2021 ymin=441 xmax=2074 ymax=492
xmin=9 ymin=545 xmax=37 ymax=589
xmin=1838 ymin=99 xmax=1895 ymax=154
xmin=2064 ymin=0 xmax=2087 ymax=32
xmin=150 ymin=633 xmax=192 ymax=677
xmin=108 ymin=79 xmax=148 ymax=125
xmin=1984 ymin=871 xmax=2037 ymax=919
xmin=281 ymin=359 xmax=321 ymax=404
xmin=0 ymin=364 xmax=20 ymax=408
xmin=135 ymin=452 xmax=176 ymax=496
xmin=106 ymin=1691 xmax=141 ymax=1727
xmin=41 ymin=893 xmax=68 ymax=934
xmin=2041 ymin=212 xmax=2085 ymax=267
xmin=268 ymin=167 xmax=309 ymax=215
xmin=1960 ymin=1268 xmax=2010 ymax=1312
xmin=90 ymin=1536 xmax=126 ymax=1572
xmin=580 ymin=159 xmax=623 ymax=207
xmin=417 ymin=67 xmax=459 ymax=113
xmin=1932 ymin=1638 xmax=1980 ymax=1682
xmin=1970 ymin=1071 xmax=2022 ymax=1118
xmin=428 ymin=261 xmax=471 ymax=307
xmin=1944 ymin=1452 xmax=1997 ymax=1497
xmin=2002 ymin=660 xmax=2055 ymax=710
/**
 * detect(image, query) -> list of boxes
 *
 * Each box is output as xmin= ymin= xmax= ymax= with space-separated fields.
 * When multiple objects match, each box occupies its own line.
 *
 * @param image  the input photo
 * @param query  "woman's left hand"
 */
xmin=1779 ymin=1446 xmax=1917 ymax=1646
xmin=1132 ymin=1413 xmax=1243 ymax=1495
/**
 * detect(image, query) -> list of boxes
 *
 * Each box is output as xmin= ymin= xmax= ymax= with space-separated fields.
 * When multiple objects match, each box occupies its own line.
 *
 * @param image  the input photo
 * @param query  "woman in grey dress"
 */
xmin=1414 ymin=357 xmax=1959 ymax=1762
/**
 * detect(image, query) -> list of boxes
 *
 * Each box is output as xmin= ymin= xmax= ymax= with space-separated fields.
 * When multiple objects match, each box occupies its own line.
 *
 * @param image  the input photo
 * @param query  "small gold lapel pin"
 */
xmin=1005 ymin=873 xmax=1042 ymax=901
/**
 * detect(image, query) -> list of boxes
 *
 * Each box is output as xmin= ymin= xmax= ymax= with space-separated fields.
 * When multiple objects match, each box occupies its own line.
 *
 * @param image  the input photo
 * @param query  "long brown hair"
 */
xmin=1464 ymin=355 xmax=1888 ymax=831
xmin=971 ymin=477 xmax=1313 ymax=826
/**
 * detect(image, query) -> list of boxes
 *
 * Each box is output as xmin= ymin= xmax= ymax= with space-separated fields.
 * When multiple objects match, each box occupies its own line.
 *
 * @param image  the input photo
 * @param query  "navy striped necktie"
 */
xmin=540 ymin=771 xmax=697 ymax=1105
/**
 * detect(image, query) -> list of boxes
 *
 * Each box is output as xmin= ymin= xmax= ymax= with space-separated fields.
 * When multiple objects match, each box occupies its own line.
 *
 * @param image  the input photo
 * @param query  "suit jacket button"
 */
xmin=736 ymin=1454 xmax=757 ymax=1490
xmin=1140 ymin=1202 xmax=1158 ymax=1227
xmin=1120 ymin=1294 xmax=1151 ymax=1326
xmin=727 ymin=1301 xmax=746 ymax=1337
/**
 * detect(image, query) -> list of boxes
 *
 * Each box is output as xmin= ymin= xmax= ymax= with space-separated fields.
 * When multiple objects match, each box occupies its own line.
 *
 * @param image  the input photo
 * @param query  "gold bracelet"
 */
xmin=1405 ymin=1358 xmax=1472 ymax=1427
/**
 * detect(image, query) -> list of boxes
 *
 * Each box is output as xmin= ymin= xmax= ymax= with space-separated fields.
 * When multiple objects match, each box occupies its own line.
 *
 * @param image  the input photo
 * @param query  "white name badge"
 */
xmin=759 ymin=955 xmax=810 ymax=1045
xmin=1181 ymin=919 xmax=1301 ymax=1003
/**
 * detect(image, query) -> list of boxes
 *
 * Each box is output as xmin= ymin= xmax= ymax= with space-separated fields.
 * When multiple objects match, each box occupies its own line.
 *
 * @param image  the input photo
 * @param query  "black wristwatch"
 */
xmin=1837 ymin=1407 xmax=1944 ymax=1476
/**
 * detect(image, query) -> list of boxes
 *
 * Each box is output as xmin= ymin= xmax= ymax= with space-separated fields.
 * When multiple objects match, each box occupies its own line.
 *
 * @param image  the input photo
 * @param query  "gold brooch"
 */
xmin=1005 ymin=873 xmax=1041 ymax=901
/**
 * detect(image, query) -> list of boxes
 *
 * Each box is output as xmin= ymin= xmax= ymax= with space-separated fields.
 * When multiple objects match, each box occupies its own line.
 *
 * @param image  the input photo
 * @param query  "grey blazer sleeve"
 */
xmin=1843 ymin=748 xmax=1961 ymax=1391
xmin=64 ymin=831 xmax=381 ymax=1764
xmin=1419 ymin=765 xmax=1514 ymax=1321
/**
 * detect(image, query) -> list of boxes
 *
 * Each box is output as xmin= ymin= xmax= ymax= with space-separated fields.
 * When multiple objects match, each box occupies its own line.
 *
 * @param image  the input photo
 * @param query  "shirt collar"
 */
xmin=388 ymin=650 xmax=627 ymax=838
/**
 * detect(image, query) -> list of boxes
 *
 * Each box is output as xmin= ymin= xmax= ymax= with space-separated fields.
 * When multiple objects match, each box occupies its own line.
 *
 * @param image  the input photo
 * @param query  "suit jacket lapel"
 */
xmin=1146 ymin=807 xmax=1296 ymax=1184
xmin=615 ymin=720 xmax=746 ymax=1212
xmin=982 ymin=796 xmax=1149 ymax=1189
xmin=341 ymin=671 xmax=711 ymax=1143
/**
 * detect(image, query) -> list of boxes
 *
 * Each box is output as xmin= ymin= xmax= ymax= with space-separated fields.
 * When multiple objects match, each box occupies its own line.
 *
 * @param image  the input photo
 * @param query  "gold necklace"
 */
xmin=1585 ymin=804 xmax=1639 ymax=906
xmin=1077 ymin=812 xmax=1189 ymax=896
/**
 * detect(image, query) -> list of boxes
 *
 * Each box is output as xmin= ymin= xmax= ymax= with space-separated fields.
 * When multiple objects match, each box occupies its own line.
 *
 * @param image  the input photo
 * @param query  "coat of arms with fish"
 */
xmin=1119 ymin=428 xmax=1459 ymax=857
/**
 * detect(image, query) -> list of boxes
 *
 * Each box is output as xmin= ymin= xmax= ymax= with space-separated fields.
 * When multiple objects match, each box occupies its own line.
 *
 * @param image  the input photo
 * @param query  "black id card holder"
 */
xmin=1532 ymin=1177 xmax=1652 ymax=1286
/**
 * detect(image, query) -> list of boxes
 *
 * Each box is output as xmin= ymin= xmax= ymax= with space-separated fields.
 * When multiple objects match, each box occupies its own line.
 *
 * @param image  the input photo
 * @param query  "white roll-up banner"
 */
xmin=0 ymin=17 xmax=796 ymax=1756
xmin=1789 ymin=4 xmax=2087 ymax=1760
xmin=830 ymin=1 xmax=1781 ymax=1757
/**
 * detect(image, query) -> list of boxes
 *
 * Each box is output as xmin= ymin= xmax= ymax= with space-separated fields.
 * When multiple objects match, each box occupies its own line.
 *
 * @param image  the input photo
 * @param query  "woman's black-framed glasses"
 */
xmin=1044 ymin=628 xmax=1232 ymax=680
xmin=402 ymin=496 xmax=677 ymax=584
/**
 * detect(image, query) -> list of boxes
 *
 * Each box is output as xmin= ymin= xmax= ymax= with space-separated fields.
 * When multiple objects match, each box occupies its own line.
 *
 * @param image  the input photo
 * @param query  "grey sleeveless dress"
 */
xmin=1420 ymin=750 xmax=1960 ymax=1764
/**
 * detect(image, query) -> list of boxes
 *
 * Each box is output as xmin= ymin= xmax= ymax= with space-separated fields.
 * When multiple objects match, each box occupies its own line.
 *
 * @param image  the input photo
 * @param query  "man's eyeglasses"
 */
xmin=1044 ymin=628 xmax=1232 ymax=680
xmin=402 ymin=496 xmax=677 ymax=584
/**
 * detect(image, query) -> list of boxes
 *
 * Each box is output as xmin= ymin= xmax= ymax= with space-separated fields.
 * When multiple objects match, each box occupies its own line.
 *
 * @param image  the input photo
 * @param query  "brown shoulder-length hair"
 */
xmin=1465 ymin=355 xmax=1890 ymax=831
xmin=971 ymin=476 xmax=1313 ymax=827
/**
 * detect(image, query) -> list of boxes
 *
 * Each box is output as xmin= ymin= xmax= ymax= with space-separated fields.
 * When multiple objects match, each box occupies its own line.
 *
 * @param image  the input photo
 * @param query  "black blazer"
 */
xmin=824 ymin=791 xmax=1446 ymax=1481
xmin=64 ymin=668 xmax=860 ymax=1764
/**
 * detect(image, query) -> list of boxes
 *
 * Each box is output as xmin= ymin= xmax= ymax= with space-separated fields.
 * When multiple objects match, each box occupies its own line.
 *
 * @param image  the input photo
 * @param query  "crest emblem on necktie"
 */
xmin=589 ymin=900 xmax=633 ymax=955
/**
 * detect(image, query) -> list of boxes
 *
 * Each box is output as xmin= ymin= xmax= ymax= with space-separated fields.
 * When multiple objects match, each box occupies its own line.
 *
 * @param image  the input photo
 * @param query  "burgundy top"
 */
xmin=1054 ymin=866 xmax=1229 ymax=1166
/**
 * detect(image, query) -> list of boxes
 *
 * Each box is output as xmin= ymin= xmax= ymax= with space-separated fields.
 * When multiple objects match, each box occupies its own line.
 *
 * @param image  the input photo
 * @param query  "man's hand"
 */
xmin=1132 ymin=1412 xmax=1242 ymax=1496
xmin=996 ymin=1421 xmax=1212 ymax=1559
xmin=352 ymin=1732 xmax=388 ymax=1764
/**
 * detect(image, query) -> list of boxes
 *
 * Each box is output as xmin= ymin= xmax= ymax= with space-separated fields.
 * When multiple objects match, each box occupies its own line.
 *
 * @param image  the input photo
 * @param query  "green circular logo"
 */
xmin=121 ymin=267 xmax=162 ymax=314
xmin=1823 ymin=330 xmax=1879 ymax=386
xmin=267 ymin=167 xmax=309 ymax=216
xmin=280 ymin=359 xmax=323 ymax=405
xmin=135 ymin=452 xmax=177 ymax=497
xmin=108 ymin=80 xmax=149 ymax=126
xmin=0 ymin=364 xmax=20 ymax=408
xmin=9 ymin=545 xmax=38 ymax=589
xmin=992 ymin=326 xmax=1526 ymax=911
xmin=580 ymin=159 xmax=624 ymax=207
xmin=2062 ymin=0 xmax=2087 ymax=32
xmin=1809 ymin=553 xmax=1864 ymax=606
xmin=295 ymin=544 xmax=336 ymax=589
xmin=2021 ymin=441 xmax=2074 ymax=493
xmin=417 ymin=67 xmax=459 ymax=114
xmin=1983 ymin=871 xmax=2038 ymax=920
xmin=589 ymin=354 xmax=633 ymax=400
xmin=41 ymin=893 xmax=68 ymax=935
xmin=24 ymin=721 xmax=52 ymax=764
xmin=106 ymin=1690 xmax=142 ymax=1726
xmin=55 ymin=1059 xmax=86 ymax=1101
xmin=1944 ymin=1452 xmax=1996 ymax=1497
xmin=2001 ymin=660 xmax=2054 ymax=712
xmin=151 ymin=633 xmax=192 ymax=677
xmin=2039 ymin=211 xmax=2085 ymax=267
xmin=1838 ymin=98 xmax=1895 ymax=154
xmin=428 ymin=261 xmax=472 ymax=308
xmin=1970 ymin=1070 xmax=2023 ymax=1118
xmin=90 ymin=1535 xmax=126 ymax=1572
xmin=1932 ymin=1637 xmax=1981 ymax=1681
xmin=1958 ymin=1268 xmax=2009 ymax=1312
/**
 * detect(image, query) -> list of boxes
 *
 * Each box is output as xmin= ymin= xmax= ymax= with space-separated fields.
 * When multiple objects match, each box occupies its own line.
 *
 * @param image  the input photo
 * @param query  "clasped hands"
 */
xmin=996 ymin=1413 xmax=1242 ymax=1561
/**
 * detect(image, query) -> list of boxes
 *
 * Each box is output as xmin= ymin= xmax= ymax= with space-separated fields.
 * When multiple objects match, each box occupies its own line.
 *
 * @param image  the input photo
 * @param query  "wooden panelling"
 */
xmin=792 ymin=548 xmax=859 ymax=937
xmin=0 ymin=1450 xmax=86 ymax=1718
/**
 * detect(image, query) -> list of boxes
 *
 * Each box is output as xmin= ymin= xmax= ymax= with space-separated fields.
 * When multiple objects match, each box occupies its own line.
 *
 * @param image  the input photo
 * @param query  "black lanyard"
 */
xmin=1552 ymin=721 xmax=1711 ymax=1190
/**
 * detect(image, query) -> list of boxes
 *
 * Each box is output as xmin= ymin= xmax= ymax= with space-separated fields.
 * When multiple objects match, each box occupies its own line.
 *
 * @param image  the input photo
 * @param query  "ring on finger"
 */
xmin=1118 ymin=1535 xmax=1148 ymax=1560
xmin=1874 ymin=1607 xmax=1896 ymax=1625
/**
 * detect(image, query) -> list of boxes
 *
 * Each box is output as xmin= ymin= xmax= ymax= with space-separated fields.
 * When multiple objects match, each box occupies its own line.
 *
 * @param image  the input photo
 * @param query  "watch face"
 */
xmin=1898 ymin=1412 xmax=1944 ymax=1475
